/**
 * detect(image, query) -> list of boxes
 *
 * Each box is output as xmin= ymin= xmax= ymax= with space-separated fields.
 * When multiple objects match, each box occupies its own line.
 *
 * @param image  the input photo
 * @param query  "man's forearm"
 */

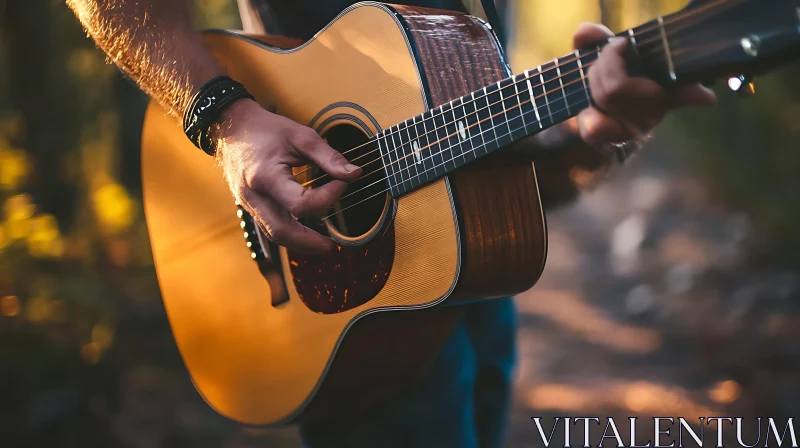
xmin=67 ymin=0 xmax=223 ymax=118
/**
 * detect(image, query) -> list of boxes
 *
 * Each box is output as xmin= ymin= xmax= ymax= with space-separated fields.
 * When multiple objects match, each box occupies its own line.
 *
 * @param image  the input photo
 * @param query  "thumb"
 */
xmin=295 ymin=135 xmax=362 ymax=182
xmin=573 ymin=22 xmax=614 ymax=49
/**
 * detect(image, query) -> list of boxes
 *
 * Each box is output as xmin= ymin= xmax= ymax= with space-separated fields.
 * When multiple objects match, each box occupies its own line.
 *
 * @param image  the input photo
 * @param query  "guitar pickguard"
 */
xmin=286 ymin=222 xmax=395 ymax=314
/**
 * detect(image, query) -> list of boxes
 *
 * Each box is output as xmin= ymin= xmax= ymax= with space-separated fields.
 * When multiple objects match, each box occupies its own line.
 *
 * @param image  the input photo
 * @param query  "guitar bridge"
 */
xmin=236 ymin=202 xmax=290 ymax=306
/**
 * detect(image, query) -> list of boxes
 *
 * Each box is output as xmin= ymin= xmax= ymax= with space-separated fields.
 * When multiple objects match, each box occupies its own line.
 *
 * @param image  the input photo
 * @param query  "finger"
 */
xmin=573 ymin=22 xmax=614 ymax=49
xmin=667 ymin=83 xmax=717 ymax=108
xmin=292 ymin=132 xmax=362 ymax=182
xmin=259 ymin=163 xmax=349 ymax=218
xmin=244 ymin=189 xmax=336 ymax=254
xmin=577 ymin=107 xmax=634 ymax=146
xmin=590 ymin=38 xmax=667 ymax=128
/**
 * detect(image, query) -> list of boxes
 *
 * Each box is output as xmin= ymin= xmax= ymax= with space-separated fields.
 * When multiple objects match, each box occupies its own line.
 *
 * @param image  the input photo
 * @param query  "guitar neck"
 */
xmin=378 ymin=15 xmax=678 ymax=198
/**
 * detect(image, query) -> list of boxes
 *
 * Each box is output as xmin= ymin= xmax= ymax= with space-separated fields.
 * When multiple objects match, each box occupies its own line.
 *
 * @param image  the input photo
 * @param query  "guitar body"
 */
xmin=141 ymin=2 xmax=547 ymax=427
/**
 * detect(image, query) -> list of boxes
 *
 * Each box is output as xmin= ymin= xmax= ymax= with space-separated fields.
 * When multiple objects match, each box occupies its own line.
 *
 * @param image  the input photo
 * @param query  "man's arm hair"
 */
xmin=67 ymin=0 xmax=223 ymax=119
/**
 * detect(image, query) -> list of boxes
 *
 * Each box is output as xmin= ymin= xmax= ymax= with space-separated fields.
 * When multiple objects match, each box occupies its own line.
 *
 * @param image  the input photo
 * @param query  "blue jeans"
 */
xmin=300 ymin=297 xmax=517 ymax=448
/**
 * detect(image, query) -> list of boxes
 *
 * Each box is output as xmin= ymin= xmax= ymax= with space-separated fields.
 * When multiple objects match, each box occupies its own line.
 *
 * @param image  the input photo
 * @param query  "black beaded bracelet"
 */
xmin=183 ymin=76 xmax=255 ymax=156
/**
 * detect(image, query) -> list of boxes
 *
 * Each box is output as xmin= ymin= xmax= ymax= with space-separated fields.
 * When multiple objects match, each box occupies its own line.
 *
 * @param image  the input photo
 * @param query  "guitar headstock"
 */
xmin=634 ymin=0 xmax=800 ymax=90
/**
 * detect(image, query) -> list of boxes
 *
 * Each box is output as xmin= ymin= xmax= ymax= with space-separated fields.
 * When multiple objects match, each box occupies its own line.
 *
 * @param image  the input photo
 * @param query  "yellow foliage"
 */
xmin=27 ymin=214 xmax=64 ymax=258
xmin=4 ymin=194 xmax=34 ymax=221
xmin=48 ymin=300 xmax=67 ymax=323
xmin=0 ymin=147 xmax=29 ymax=190
xmin=92 ymin=324 xmax=114 ymax=349
xmin=510 ymin=0 xmax=690 ymax=70
xmin=4 ymin=194 xmax=35 ymax=240
xmin=26 ymin=297 xmax=51 ymax=323
xmin=0 ymin=114 xmax=26 ymax=143
xmin=92 ymin=182 xmax=135 ymax=234
xmin=1 ymin=295 xmax=20 ymax=317
xmin=0 ymin=224 xmax=9 ymax=252
xmin=80 ymin=342 xmax=102 ymax=364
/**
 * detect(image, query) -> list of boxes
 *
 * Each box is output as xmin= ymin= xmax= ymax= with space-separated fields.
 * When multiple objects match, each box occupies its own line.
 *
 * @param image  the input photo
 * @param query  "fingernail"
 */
xmin=344 ymin=163 xmax=360 ymax=173
xmin=608 ymin=36 xmax=626 ymax=45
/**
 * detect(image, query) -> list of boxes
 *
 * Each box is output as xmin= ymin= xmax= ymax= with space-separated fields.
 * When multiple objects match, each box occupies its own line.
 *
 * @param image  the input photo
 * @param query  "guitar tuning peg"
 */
xmin=728 ymin=74 xmax=756 ymax=96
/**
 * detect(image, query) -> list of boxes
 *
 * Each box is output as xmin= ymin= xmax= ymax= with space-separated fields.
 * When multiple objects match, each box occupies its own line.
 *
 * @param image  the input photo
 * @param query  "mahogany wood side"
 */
xmin=392 ymin=5 xmax=548 ymax=300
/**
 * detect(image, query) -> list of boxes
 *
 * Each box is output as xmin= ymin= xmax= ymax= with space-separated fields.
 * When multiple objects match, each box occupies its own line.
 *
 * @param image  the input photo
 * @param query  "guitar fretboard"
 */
xmin=375 ymin=16 xmax=675 ymax=198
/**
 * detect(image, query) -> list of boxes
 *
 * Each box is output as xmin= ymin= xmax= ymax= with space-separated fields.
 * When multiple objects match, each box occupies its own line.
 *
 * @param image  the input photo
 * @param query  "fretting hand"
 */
xmin=572 ymin=23 xmax=716 ymax=145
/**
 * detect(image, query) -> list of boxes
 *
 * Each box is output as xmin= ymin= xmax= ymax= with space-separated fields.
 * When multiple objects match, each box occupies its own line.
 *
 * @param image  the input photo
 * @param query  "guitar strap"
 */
xmin=479 ymin=0 xmax=508 ymax=48
xmin=463 ymin=0 xmax=508 ymax=48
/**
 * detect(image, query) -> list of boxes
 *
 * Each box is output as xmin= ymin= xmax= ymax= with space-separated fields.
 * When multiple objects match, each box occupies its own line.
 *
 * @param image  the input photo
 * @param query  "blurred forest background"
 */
xmin=0 ymin=0 xmax=798 ymax=447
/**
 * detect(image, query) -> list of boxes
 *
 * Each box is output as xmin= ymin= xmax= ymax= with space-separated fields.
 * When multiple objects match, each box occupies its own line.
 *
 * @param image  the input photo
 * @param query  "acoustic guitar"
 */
xmin=141 ymin=0 xmax=800 ymax=427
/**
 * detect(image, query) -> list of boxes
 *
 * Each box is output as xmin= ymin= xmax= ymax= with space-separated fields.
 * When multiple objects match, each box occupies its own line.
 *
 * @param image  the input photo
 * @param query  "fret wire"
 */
xmin=453 ymin=97 xmax=468 ymax=164
xmin=418 ymin=111 xmax=436 ymax=179
xmin=403 ymin=119 xmax=419 ymax=187
xmin=497 ymin=81 xmax=514 ymax=142
xmin=444 ymin=100 xmax=458 ymax=167
xmin=628 ymin=28 xmax=639 ymax=56
xmin=481 ymin=87 xmax=496 ymax=156
xmin=391 ymin=125 xmax=409 ymax=189
xmin=446 ymin=101 xmax=459 ymax=171
xmin=575 ymin=49 xmax=592 ymax=106
xmin=404 ymin=121 xmax=417 ymax=188
xmin=657 ymin=16 xmax=677 ymax=81
xmin=388 ymin=125 xmax=403 ymax=189
xmin=470 ymin=91 xmax=485 ymax=159
xmin=430 ymin=106 xmax=448 ymax=174
xmin=406 ymin=117 xmax=421 ymax=185
xmin=403 ymin=121 xmax=417 ymax=186
xmin=458 ymin=95 xmax=476 ymax=163
xmin=555 ymin=58 xmax=571 ymax=115
xmin=436 ymin=108 xmax=448 ymax=175
xmin=512 ymin=74 xmax=527 ymax=133
xmin=391 ymin=126 xmax=406 ymax=191
xmin=539 ymin=70 xmax=553 ymax=127
xmin=377 ymin=133 xmax=397 ymax=196
xmin=524 ymin=69 xmax=543 ymax=129
xmin=450 ymin=99 xmax=466 ymax=165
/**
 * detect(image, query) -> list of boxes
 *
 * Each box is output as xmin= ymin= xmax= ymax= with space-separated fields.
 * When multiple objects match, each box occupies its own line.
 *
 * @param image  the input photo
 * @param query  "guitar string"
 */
xmin=300 ymin=59 xmax=599 ymax=187
xmin=306 ymin=0 xmax=741 ymax=194
xmin=326 ymin=37 xmax=737 ymax=218
xmin=293 ymin=0 xmax=738 ymax=184
xmin=294 ymin=0 xmax=735 ymax=180
xmin=301 ymin=24 xmax=702 ymax=189
xmin=322 ymin=93 xmax=593 ymax=220
xmin=321 ymin=39 xmax=724 ymax=222
xmin=334 ymin=76 xmax=595 ymax=206
xmin=330 ymin=27 xmax=713 ymax=203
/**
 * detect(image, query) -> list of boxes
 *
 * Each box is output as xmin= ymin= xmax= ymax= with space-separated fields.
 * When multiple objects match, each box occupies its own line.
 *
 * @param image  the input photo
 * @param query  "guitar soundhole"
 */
xmin=315 ymin=123 xmax=391 ymax=244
